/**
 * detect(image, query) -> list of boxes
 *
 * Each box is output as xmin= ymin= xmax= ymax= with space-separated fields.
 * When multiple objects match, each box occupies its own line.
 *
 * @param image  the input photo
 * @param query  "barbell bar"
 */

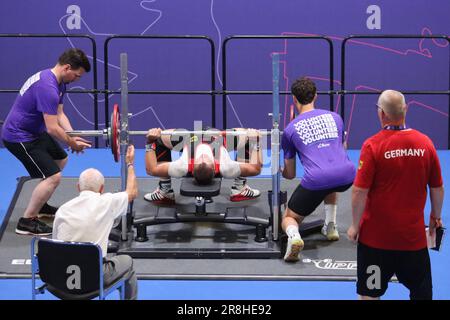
xmin=66 ymin=129 xmax=273 ymax=137
xmin=65 ymin=104 xmax=277 ymax=163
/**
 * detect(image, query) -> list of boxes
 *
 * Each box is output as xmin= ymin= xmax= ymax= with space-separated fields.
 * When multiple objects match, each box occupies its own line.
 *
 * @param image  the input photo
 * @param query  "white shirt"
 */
xmin=194 ymin=143 xmax=214 ymax=162
xmin=53 ymin=190 xmax=129 ymax=257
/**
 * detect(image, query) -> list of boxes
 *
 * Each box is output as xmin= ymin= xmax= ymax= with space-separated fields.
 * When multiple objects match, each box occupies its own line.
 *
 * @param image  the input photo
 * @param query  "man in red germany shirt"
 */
xmin=347 ymin=90 xmax=444 ymax=300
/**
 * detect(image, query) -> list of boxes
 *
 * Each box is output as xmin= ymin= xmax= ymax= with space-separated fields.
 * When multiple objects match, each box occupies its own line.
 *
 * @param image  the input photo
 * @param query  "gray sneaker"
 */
xmin=283 ymin=237 xmax=304 ymax=262
xmin=321 ymin=222 xmax=340 ymax=241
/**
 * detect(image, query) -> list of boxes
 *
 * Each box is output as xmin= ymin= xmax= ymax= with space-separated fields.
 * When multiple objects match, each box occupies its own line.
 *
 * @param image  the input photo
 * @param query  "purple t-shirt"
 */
xmin=282 ymin=108 xmax=355 ymax=190
xmin=1 ymin=69 xmax=65 ymax=143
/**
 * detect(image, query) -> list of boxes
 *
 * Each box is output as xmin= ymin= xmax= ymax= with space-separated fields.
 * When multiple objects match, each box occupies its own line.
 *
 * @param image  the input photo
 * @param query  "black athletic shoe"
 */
xmin=38 ymin=203 xmax=59 ymax=218
xmin=15 ymin=217 xmax=52 ymax=236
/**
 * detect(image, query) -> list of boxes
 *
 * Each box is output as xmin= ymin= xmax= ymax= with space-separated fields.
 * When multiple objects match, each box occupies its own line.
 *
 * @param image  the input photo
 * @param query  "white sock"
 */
xmin=232 ymin=177 xmax=246 ymax=189
xmin=286 ymin=225 xmax=301 ymax=239
xmin=324 ymin=204 xmax=337 ymax=225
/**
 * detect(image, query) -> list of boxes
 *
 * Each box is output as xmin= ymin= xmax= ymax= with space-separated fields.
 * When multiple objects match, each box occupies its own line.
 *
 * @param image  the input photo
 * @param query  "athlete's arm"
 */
xmin=145 ymin=128 xmax=167 ymax=176
xmin=238 ymin=145 xmax=262 ymax=176
xmin=145 ymin=144 xmax=170 ymax=177
xmin=239 ymin=129 xmax=262 ymax=176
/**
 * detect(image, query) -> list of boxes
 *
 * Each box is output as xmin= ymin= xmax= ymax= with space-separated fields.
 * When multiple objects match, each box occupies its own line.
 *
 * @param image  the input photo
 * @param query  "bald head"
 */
xmin=377 ymin=90 xmax=407 ymax=121
xmin=78 ymin=168 xmax=105 ymax=193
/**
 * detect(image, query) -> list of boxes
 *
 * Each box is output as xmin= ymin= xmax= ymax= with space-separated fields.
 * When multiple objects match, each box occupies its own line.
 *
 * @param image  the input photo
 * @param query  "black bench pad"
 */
xmin=180 ymin=177 xmax=221 ymax=197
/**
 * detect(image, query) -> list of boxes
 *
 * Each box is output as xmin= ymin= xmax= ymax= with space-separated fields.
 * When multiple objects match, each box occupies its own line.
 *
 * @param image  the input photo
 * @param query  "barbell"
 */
xmin=66 ymin=104 xmax=275 ymax=162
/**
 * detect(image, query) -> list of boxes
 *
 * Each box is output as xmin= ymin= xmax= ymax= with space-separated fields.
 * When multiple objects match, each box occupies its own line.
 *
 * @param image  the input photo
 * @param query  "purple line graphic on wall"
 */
xmin=59 ymin=1 xmax=164 ymax=127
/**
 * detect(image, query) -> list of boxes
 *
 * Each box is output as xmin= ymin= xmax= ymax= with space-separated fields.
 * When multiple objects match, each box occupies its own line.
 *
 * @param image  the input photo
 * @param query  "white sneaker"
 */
xmin=283 ymin=237 xmax=304 ymax=262
xmin=230 ymin=184 xmax=261 ymax=202
xmin=321 ymin=222 xmax=340 ymax=241
xmin=144 ymin=188 xmax=175 ymax=205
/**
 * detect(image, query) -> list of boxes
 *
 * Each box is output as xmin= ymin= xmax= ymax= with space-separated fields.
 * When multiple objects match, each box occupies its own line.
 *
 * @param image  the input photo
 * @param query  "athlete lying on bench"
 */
xmin=144 ymin=128 xmax=263 ymax=204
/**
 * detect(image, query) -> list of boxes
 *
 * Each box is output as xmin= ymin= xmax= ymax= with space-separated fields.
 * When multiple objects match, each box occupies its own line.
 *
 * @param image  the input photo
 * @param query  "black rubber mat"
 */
xmin=0 ymin=177 xmax=357 ymax=280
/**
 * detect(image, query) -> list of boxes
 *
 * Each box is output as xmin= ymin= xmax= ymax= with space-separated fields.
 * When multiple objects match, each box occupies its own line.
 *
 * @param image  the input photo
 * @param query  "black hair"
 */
xmin=291 ymin=77 xmax=316 ymax=105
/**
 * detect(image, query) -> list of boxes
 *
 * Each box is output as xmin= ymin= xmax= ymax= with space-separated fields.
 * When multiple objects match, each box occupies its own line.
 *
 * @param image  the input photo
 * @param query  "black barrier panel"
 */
xmin=0 ymin=34 xmax=99 ymax=147
xmin=103 ymin=35 xmax=216 ymax=130
xmin=340 ymin=34 xmax=450 ymax=149
xmin=222 ymin=35 xmax=335 ymax=129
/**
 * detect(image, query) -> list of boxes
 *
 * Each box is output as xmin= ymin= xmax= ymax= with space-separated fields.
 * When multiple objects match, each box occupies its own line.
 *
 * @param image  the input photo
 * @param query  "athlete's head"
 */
xmin=291 ymin=77 xmax=317 ymax=105
xmin=193 ymin=154 xmax=215 ymax=185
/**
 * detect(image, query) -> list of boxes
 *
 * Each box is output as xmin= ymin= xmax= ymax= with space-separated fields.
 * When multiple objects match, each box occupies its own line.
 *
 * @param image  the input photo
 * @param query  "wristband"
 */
xmin=145 ymin=143 xmax=156 ymax=152
xmin=127 ymin=163 xmax=134 ymax=168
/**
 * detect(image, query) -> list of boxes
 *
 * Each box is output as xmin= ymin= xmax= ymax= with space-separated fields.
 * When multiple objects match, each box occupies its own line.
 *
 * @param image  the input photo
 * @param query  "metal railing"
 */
xmin=2 ymin=34 xmax=449 ymax=147
xmin=103 ymin=35 xmax=216 ymax=129
xmin=340 ymin=34 xmax=450 ymax=148
xmin=221 ymin=35 xmax=335 ymax=129
xmin=0 ymin=34 xmax=99 ymax=146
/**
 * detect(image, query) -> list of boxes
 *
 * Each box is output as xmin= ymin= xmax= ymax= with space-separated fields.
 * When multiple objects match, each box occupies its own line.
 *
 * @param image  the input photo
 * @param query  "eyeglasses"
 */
xmin=375 ymin=104 xmax=383 ymax=112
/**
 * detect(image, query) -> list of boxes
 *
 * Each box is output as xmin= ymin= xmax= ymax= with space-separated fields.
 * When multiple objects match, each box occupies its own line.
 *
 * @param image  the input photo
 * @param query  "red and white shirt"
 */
xmin=168 ymin=143 xmax=241 ymax=179
xmin=187 ymin=143 xmax=220 ymax=176
xmin=354 ymin=129 xmax=443 ymax=251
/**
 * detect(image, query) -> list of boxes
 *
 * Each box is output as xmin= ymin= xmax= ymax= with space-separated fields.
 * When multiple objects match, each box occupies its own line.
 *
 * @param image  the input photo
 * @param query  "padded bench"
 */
xmin=132 ymin=177 xmax=270 ymax=243
xmin=180 ymin=177 xmax=221 ymax=214
xmin=180 ymin=177 xmax=221 ymax=198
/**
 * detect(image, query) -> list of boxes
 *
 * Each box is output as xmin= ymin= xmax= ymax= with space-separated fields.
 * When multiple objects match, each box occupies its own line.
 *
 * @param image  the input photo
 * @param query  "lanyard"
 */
xmin=383 ymin=125 xmax=407 ymax=131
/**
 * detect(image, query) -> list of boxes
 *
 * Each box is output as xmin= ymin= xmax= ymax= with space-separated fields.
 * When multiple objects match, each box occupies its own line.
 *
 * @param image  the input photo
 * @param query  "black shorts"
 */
xmin=357 ymin=242 xmax=432 ymax=299
xmin=3 ymin=132 xmax=67 ymax=179
xmin=287 ymin=182 xmax=352 ymax=216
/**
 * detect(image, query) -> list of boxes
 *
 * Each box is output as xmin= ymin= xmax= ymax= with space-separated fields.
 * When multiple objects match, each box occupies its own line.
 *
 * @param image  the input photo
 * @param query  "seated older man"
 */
xmin=144 ymin=128 xmax=263 ymax=205
xmin=53 ymin=145 xmax=138 ymax=300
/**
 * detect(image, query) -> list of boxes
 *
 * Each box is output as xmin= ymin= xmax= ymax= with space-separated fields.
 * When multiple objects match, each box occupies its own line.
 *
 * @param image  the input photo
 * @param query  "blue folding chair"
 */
xmin=31 ymin=237 xmax=125 ymax=300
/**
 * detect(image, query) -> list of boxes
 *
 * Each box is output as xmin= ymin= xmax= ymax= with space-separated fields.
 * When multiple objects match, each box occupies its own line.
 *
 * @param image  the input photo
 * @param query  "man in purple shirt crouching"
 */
xmin=1 ymin=48 xmax=92 ymax=236
xmin=281 ymin=77 xmax=356 ymax=262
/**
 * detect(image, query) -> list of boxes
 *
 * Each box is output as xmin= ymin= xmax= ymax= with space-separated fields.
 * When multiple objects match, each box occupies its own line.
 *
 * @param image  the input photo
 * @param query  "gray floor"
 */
xmin=0 ymin=177 xmax=357 ymax=280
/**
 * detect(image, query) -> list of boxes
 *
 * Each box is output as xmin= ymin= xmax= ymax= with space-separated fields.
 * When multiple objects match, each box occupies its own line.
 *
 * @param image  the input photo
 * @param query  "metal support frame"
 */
xmin=340 ymin=34 xmax=450 ymax=148
xmin=133 ymin=207 xmax=271 ymax=246
xmin=195 ymin=197 xmax=207 ymax=215
xmin=117 ymin=53 xmax=283 ymax=256
xmin=120 ymin=53 xmax=130 ymax=241
xmin=0 ymin=34 xmax=99 ymax=147
xmin=271 ymin=53 xmax=281 ymax=241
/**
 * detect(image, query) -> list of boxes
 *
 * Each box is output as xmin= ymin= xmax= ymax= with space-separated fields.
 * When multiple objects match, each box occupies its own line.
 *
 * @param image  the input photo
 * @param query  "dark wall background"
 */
xmin=0 ymin=0 xmax=448 ymax=148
